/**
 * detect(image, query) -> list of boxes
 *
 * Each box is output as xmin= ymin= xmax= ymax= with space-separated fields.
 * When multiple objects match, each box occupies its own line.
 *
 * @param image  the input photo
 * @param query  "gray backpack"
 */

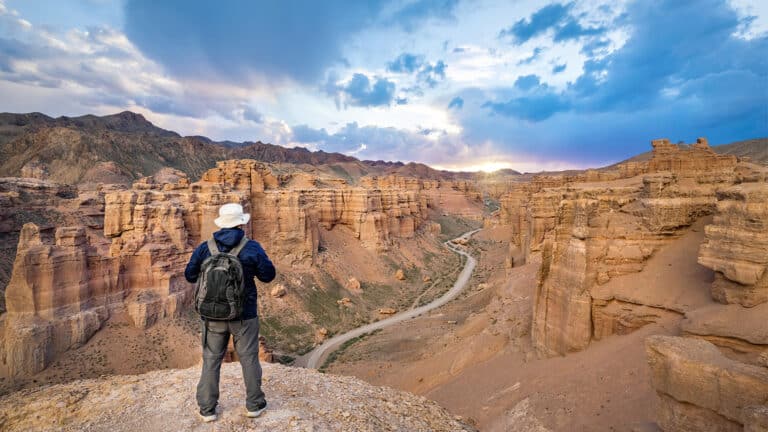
xmin=194 ymin=236 xmax=248 ymax=321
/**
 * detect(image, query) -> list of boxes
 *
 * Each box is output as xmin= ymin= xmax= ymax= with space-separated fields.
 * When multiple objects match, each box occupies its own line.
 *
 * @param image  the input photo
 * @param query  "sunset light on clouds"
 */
xmin=0 ymin=0 xmax=765 ymax=172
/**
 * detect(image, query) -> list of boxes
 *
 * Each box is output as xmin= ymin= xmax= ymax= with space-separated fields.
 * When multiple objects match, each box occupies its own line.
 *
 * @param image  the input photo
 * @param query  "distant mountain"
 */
xmin=712 ymin=138 xmax=768 ymax=164
xmin=0 ymin=111 xmax=471 ymax=184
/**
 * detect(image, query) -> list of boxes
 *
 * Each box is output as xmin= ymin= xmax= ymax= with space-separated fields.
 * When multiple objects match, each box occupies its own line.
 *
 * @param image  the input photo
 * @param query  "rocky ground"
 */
xmin=0 ymin=362 xmax=475 ymax=432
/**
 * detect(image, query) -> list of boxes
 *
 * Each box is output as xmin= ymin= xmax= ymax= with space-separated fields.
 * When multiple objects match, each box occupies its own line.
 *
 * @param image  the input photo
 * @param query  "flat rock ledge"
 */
xmin=0 ymin=362 xmax=475 ymax=432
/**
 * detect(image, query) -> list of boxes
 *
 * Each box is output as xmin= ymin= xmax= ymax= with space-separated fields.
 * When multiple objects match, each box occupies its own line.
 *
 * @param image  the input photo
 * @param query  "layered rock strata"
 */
xmin=645 ymin=176 xmax=768 ymax=431
xmin=1 ymin=160 xmax=473 ymax=378
xmin=698 ymin=183 xmax=768 ymax=307
xmin=527 ymin=138 xmax=743 ymax=356
xmin=646 ymin=335 xmax=768 ymax=432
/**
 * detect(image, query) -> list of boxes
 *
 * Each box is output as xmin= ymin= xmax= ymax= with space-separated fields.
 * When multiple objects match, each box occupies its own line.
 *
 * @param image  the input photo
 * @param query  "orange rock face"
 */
xmin=497 ymin=138 xmax=751 ymax=356
xmin=1 ymin=160 xmax=475 ymax=378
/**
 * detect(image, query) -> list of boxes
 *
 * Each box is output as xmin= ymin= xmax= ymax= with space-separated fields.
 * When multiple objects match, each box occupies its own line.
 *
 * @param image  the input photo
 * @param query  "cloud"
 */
xmin=324 ymin=73 xmax=397 ymax=108
xmin=499 ymin=2 xmax=607 ymax=45
xmin=123 ymin=0 xmax=459 ymax=85
xmin=448 ymin=96 xmax=463 ymax=109
xmin=387 ymin=53 xmax=424 ymax=73
xmin=483 ymin=92 xmax=570 ymax=122
xmin=514 ymin=74 xmax=541 ymax=91
xmin=288 ymin=121 xmax=465 ymax=164
xmin=386 ymin=52 xmax=447 ymax=94
xmin=417 ymin=59 xmax=447 ymax=88
xmin=0 ymin=5 xmax=277 ymax=133
xmin=464 ymin=0 xmax=767 ymax=165
xmin=552 ymin=63 xmax=567 ymax=73
xmin=517 ymin=47 xmax=544 ymax=65
xmin=384 ymin=0 xmax=460 ymax=32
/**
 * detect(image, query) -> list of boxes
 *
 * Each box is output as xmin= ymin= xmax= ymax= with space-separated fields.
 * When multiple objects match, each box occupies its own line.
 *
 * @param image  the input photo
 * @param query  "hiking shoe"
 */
xmin=199 ymin=412 xmax=218 ymax=423
xmin=246 ymin=401 xmax=267 ymax=418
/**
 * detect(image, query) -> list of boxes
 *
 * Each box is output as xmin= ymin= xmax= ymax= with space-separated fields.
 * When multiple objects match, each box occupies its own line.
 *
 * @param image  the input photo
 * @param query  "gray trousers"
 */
xmin=196 ymin=317 xmax=266 ymax=415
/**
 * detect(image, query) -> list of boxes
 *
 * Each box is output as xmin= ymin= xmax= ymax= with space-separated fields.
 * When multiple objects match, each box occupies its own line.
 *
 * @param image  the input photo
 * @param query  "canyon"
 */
xmin=0 ymin=112 xmax=766 ymax=432
xmin=326 ymin=137 xmax=768 ymax=431
xmin=0 ymin=157 xmax=483 ymax=382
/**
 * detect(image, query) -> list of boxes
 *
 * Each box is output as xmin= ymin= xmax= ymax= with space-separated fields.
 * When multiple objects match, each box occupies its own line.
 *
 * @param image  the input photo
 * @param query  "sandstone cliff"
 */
xmin=698 ymin=183 xmax=768 ymax=307
xmin=646 ymin=336 xmax=768 ymax=432
xmin=642 ymin=173 xmax=768 ymax=431
xmin=494 ymin=138 xmax=748 ymax=356
xmin=1 ymin=159 xmax=478 ymax=379
xmin=0 ymin=361 xmax=475 ymax=432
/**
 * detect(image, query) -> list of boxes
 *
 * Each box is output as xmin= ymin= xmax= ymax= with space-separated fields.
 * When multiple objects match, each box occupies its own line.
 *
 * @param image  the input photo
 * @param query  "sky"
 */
xmin=0 ymin=0 xmax=766 ymax=172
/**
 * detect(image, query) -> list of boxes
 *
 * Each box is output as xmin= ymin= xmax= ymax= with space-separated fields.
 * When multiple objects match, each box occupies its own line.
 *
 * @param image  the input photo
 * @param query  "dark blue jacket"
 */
xmin=185 ymin=228 xmax=276 ymax=320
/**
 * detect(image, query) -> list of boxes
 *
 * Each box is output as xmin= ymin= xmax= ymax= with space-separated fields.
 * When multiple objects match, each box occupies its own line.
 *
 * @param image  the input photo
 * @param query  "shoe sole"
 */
xmin=246 ymin=405 xmax=267 ymax=418
xmin=199 ymin=414 xmax=217 ymax=423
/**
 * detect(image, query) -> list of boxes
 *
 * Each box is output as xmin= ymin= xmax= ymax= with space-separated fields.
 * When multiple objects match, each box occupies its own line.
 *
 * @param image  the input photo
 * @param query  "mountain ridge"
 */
xmin=1 ymin=111 xmax=514 ymax=184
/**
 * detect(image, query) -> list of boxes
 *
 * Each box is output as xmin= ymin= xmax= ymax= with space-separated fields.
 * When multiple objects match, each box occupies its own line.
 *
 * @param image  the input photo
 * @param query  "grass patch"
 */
xmin=434 ymin=214 xmax=482 ymax=241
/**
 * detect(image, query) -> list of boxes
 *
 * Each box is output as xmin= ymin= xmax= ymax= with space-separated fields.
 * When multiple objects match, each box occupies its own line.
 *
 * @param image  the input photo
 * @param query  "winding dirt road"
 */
xmin=297 ymin=229 xmax=481 ymax=369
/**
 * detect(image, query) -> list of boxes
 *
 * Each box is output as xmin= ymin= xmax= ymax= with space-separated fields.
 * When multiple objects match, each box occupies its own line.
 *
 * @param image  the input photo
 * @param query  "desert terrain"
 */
xmin=0 ymin=114 xmax=766 ymax=431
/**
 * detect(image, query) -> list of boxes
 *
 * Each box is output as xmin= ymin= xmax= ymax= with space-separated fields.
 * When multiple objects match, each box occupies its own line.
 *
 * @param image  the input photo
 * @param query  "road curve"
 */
xmin=298 ymin=228 xmax=482 ymax=369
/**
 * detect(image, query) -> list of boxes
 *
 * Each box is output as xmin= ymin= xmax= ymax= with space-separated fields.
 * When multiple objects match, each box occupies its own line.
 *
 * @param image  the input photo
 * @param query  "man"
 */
xmin=185 ymin=203 xmax=276 ymax=422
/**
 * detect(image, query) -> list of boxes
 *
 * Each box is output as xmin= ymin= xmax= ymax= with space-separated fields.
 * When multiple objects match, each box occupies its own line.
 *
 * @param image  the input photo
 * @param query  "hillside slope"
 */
xmin=0 ymin=111 xmax=472 ymax=184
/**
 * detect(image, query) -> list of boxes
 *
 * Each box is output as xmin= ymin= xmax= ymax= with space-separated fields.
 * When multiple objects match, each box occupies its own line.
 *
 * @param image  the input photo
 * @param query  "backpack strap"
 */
xmin=230 ymin=236 xmax=249 ymax=257
xmin=207 ymin=238 xmax=220 ymax=255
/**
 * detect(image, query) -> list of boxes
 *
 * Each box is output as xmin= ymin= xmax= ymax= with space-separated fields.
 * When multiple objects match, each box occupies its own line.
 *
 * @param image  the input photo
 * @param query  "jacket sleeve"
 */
xmin=184 ymin=243 xmax=206 ymax=283
xmin=249 ymin=241 xmax=276 ymax=283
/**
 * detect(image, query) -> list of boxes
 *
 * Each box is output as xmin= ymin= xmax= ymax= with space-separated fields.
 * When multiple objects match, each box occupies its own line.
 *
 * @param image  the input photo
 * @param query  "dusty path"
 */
xmin=297 ymin=229 xmax=481 ymax=369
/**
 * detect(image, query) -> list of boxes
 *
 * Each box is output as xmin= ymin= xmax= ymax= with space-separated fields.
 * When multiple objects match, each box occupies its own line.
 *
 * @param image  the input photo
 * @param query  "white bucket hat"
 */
xmin=214 ymin=203 xmax=251 ymax=228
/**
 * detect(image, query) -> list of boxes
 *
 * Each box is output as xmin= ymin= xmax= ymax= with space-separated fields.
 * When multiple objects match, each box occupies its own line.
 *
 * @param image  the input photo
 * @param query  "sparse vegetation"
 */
xmin=319 ymin=329 xmax=382 ymax=372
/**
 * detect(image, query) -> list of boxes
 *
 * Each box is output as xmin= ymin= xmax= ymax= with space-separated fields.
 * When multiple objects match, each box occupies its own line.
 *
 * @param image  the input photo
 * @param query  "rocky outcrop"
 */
xmin=0 ymin=362 xmax=475 ymax=432
xmin=641 ymin=164 xmax=768 ymax=431
xmin=1 ymin=159 xmax=462 ymax=379
xmin=530 ymin=138 xmax=744 ymax=356
xmin=648 ymin=138 xmax=738 ymax=173
xmin=0 ymin=224 xmax=115 ymax=377
xmin=698 ymin=183 xmax=768 ymax=307
xmin=646 ymin=335 xmax=768 ymax=432
xmin=682 ymin=303 xmax=768 ymax=360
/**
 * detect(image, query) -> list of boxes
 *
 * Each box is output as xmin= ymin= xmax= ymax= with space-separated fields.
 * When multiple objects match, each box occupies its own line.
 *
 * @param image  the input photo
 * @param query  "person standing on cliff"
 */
xmin=184 ymin=203 xmax=276 ymax=422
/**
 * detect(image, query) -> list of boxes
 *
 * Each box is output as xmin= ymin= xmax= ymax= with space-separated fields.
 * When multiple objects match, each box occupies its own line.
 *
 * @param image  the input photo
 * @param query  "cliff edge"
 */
xmin=0 ymin=362 xmax=474 ymax=432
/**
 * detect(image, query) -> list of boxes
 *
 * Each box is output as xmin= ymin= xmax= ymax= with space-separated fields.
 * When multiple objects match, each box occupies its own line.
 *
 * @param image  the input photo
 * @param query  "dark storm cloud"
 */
xmin=123 ymin=0 xmax=459 ymax=85
xmin=470 ymin=0 xmax=767 ymax=165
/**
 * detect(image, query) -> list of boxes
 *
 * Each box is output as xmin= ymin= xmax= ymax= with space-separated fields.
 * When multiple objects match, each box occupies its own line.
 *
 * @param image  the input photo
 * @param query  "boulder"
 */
xmin=346 ymin=277 xmax=362 ymax=293
xmin=646 ymin=335 xmax=768 ymax=431
xmin=271 ymin=284 xmax=287 ymax=298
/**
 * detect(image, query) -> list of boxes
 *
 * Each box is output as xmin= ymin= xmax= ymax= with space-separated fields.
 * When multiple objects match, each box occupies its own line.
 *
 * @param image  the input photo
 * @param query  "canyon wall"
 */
xmin=645 ymin=178 xmax=768 ymax=431
xmin=498 ymin=138 xmax=743 ymax=356
xmin=0 ymin=160 xmax=478 ymax=378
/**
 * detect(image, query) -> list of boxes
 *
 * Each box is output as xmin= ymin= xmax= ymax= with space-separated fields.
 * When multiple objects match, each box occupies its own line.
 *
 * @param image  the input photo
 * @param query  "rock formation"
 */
xmin=643 ymin=173 xmax=768 ymax=431
xmin=0 ymin=362 xmax=475 ymax=432
xmin=1 ymin=159 xmax=479 ymax=379
xmin=698 ymin=183 xmax=768 ymax=307
xmin=646 ymin=336 xmax=768 ymax=432
xmin=503 ymin=138 xmax=746 ymax=356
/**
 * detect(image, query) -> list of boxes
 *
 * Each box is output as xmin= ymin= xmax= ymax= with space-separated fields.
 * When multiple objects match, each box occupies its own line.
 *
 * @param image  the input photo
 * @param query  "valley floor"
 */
xmin=325 ymin=224 xmax=716 ymax=431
